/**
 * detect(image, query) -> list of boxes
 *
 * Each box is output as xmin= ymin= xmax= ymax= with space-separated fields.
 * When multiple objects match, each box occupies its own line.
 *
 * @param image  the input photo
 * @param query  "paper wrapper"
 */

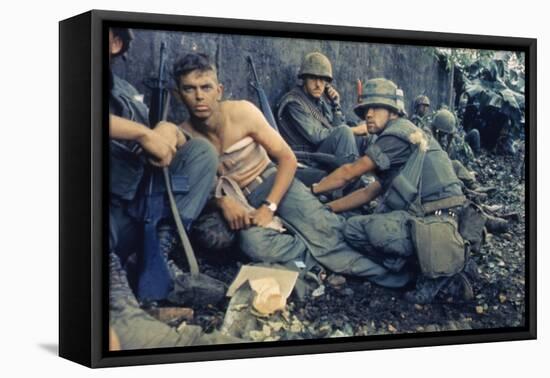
xmin=226 ymin=265 xmax=299 ymax=315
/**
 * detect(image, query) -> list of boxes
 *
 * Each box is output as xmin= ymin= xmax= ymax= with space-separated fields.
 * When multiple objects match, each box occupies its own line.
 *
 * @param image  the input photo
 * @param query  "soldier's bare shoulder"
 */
xmin=221 ymin=100 xmax=260 ymax=126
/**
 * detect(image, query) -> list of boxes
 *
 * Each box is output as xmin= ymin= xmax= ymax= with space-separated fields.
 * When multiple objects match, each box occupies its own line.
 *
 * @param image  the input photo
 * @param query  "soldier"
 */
xmin=430 ymin=109 xmax=480 ymax=162
xmin=173 ymin=53 xmax=407 ymax=287
xmin=277 ymin=52 xmax=369 ymax=170
xmin=428 ymin=109 xmax=492 ymax=194
xmin=410 ymin=95 xmax=431 ymax=129
xmin=311 ymin=78 xmax=475 ymax=303
xmin=108 ymin=29 xmax=236 ymax=349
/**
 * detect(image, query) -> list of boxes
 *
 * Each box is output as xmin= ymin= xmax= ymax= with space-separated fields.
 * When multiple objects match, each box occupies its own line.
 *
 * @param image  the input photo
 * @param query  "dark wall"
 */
xmin=111 ymin=28 xmax=451 ymax=125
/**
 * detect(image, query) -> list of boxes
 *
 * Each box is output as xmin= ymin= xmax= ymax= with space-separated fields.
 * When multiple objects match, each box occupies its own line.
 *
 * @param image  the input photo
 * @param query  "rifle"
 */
xmin=136 ymin=42 xmax=201 ymax=302
xmin=247 ymin=56 xmax=278 ymax=131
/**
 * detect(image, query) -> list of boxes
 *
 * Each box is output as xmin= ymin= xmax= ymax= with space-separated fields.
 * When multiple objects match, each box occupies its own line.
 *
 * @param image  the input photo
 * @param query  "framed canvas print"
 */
xmin=59 ymin=9 xmax=536 ymax=368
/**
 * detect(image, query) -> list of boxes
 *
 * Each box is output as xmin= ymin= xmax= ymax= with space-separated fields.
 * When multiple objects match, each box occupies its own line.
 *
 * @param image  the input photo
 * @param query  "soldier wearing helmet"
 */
xmin=277 ymin=52 xmax=369 ymax=181
xmin=430 ymin=108 xmax=457 ymax=151
xmin=428 ymin=109 xmax=488 ymax=194
xmin=410 ymin=94 xmax=432 ymax=129
xmin=311 ymin=78 xmax=475 ymax=304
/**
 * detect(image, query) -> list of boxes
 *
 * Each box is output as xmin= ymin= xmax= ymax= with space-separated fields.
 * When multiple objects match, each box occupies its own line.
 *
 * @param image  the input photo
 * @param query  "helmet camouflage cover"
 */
xmin=414 ymin=95 xmax=431 ymax=108
xmin=298 ymin=52 xmax=333 ymax=82
xmin=354 ymin=78 xmax=406 ymax=118
xmin=432 ymin=109 xmax=457 ymax=134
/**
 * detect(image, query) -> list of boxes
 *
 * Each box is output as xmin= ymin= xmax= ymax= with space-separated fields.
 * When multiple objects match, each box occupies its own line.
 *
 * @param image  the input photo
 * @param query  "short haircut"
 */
xmin=172 ymin=53 xmax=217 ymax=85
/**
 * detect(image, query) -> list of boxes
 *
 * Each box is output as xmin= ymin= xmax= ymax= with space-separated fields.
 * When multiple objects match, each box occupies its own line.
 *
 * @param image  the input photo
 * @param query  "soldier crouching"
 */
xmin=312 ymin=78 xmax=481 ymax=304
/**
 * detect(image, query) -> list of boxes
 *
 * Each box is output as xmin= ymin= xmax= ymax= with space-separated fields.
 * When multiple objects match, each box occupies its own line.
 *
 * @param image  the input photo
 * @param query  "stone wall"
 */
xmin=111 ymin=28 xmax=451 ymax=124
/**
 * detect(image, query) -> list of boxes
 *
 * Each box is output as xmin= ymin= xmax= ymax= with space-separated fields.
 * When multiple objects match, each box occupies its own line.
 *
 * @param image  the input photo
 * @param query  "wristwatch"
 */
xmin=261 ymin=200 xmax=278 ymax=213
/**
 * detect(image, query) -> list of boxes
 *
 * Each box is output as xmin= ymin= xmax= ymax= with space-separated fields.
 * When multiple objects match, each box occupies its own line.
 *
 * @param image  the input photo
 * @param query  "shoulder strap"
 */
xmin=376 ymin=127 xmax=429 ymax=216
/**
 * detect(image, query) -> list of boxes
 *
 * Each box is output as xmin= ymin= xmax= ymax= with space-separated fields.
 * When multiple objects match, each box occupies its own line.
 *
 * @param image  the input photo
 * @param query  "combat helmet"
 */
xmin=432 ymin=109 xmax=457 ymax=134
xmin=414 ymin=95 xmax=431 ymax=109
xmin=111 ymin=28 xmax=135 ymax=57
xmin=298 ymin=52 xmax=333 ymax=82
xmin=353 ymin=78 xmax=406 ymax=118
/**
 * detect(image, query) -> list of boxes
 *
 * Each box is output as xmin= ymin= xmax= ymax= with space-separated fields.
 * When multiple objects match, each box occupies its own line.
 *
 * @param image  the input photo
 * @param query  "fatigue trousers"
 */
xmin=316 ymin=126 xmax=360 ymax=163
xmin=343 ymin=211 xmax=416 ymax=288
xmin=109 ymin=139 xmax=218 ymax=301
xmin=238 ymin=172 xmax=411 ymax=287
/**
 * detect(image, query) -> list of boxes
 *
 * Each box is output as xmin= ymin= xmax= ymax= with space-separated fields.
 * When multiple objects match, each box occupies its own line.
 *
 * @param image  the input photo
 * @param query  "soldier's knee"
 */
xmin=182 ymin=139 xmax=218 ymax=171
xmin=332 ymin=125 xmax=355 ymax=140
xmin=343 ymin=216 xmax=367 ymax=242
xmin=239 ymin=228 xmax=266 ymax=260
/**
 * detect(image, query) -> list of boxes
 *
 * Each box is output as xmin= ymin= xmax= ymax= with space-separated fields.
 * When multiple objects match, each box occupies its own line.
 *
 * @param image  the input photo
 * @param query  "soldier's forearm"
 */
xmin=327 ymin=181 xmax=382 ymax=213
xmin=266 ymin=152 xmax=297 ymax=206
xmin=313 ymin=163 xmax=357 ymax=193
xmin=109 ymin=114 xmax=150 ymax=141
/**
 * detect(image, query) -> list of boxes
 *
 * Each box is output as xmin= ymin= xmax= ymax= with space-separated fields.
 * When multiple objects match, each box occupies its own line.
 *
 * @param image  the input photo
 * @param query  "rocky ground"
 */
xmin=169 ymin=150 xmax=527 ymax=341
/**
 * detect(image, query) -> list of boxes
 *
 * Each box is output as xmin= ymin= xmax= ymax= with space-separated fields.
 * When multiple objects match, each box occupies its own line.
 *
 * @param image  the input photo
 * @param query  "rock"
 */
xmin=268 ymin=321 xmax=285 ymax=332
xmin=327 ymin=274 xmax=347 ymax=288
xmin=330 ymin=330 xmax=350 ymax=338
xmin=414 ymin=304 xmax=423 ymax=311
xmin=290 ymin=321 xmax=303 ymax=333
xmin=311 ymin=285 xmax=325 ymax=298
xmin=341 ymin=288 xmax=355 ymax=297
xmin=425 ymin=325 xmax=438 ymax=332
xmin=262 ymin=324 xmax=272 ymax=337
xmin=446 ymin=321 xmax=459 ymax=331
xmin=388 ymin=324 xmax=397 ymax=333
xmin=475 ymin=305 xmax=484 ymax=314
xmin=249 ymin=330 xmax=266 ymax=341
xmin=343 ymin=323 xmax=354 ymax=335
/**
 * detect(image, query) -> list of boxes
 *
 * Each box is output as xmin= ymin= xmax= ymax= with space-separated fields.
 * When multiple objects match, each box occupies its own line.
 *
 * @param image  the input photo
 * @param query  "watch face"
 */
xmin=263 ymin=200 xmax=277 ymax=212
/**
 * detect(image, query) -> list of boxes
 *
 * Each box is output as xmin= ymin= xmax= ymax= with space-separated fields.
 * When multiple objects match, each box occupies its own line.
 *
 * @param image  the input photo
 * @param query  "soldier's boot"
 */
xmin=485 ymin=215 xmax=510 ymax=234
xmin=404 ymin=276 xmax=451 ymax=304
xmin=404 ymin=272 xmax=474 ymax=304
xmin=158 ymin=224 xmax=227 ymax=307
xmin=158 ymin=225 xmax=181 ymax=276
xmin=440 ymin=272 xmax=474 ymax=302
xmin=463 ymin=258 xmax=481 ymax=282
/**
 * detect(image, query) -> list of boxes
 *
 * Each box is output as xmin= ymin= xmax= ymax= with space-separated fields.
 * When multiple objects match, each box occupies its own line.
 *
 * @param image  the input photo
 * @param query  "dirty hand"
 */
xmin=218 ymin=196 xmax=252 ymax=230
xmin=326 ymin=85 xmax=340 ymax=104
xmin=138 ymin=128 xmax=177 ymax=167
xmin=352 ymin=122 xmax=368 ymax=136
xmin=153 ymin=121 xmax=186 ymax=148
xmin=250 ymin=205 xmax=274 ymax=227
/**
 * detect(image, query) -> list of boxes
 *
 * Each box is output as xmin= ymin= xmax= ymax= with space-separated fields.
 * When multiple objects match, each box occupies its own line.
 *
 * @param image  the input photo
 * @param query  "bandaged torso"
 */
xmin=216 ymin=137 xmax=284 ymax=232
xmin=218 ymin=136 xmax=271 ymax=188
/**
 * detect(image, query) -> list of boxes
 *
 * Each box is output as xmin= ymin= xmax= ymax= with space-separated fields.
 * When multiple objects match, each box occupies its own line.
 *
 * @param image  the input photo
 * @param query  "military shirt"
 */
xmin=282 ymin=88 xmax=346 ymax=146
xmin=109 ymin=71 xmax=150 ymax=201
xmin=364 ymin=135 xmax=413 ymax=191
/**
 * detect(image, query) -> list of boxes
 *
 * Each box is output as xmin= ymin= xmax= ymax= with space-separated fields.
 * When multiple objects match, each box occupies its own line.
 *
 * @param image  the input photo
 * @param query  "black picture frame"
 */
xmin=59 ymin=9 xmax=536 ymax=368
